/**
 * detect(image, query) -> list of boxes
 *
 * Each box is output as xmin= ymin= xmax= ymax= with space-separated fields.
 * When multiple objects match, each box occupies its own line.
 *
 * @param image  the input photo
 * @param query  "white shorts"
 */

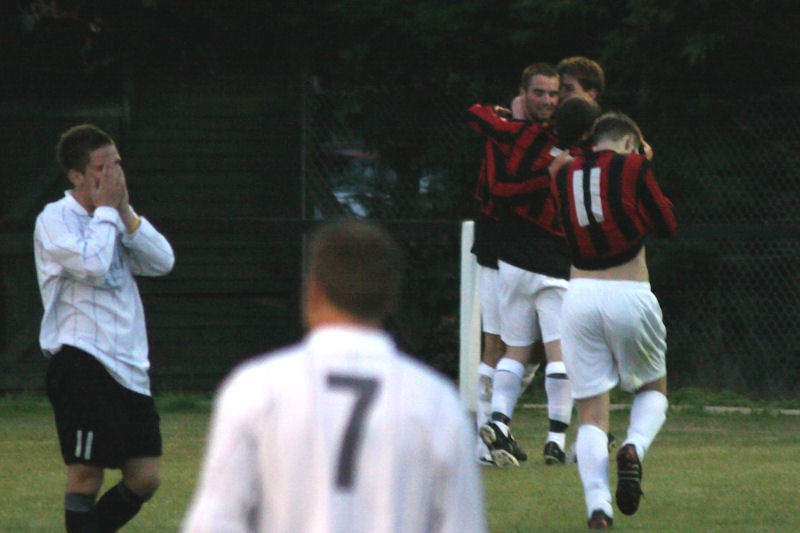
xmin=497 ymin=260 xmax=568 ymax=347
xmin=560 ymin=278 xmax=667 ymax=399
xmin=479 ymin=265 xmax=502 ymax=335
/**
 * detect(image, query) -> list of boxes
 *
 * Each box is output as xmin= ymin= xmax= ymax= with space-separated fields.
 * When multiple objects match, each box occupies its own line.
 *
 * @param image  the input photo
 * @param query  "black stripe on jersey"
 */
xmin=555 ymin=163 xmax=574 ymax=244
xmin=521 ymin=188 xmax=551 ymax=220
xmin=608 ymin=154 xmax=639 ymax=242
xmin=513 ymin=131 xmax=552 ymax=183
xmin=582 ymin=156 xmax=610 ymax=255
xmin=492 ymin=143 xmax=513 ymax=183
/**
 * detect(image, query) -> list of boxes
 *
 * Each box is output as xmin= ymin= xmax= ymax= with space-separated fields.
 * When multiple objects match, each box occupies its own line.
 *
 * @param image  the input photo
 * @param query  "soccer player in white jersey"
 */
xmin=34 ymin=124 xmax=175 ymax=532
xmin=181 ymin=219 xmax=487 ymax=533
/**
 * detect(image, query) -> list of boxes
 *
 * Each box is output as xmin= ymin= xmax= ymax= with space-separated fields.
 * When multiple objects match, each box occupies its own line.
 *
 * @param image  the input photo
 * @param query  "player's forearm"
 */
xmin=123 ymin=218 xmax=175 ymax=276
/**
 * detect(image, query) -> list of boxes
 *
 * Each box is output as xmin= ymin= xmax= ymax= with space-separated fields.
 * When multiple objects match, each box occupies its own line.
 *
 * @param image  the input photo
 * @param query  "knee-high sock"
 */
xmin=624 ymin=390 xmax=668 ymax=460
xmin=475 ymin=362 xmax=495 ymax=430
xmin=576 ymin=424 xmax=613 ymax=518
xmin=96 ymin=482 xmax=146 ymax=533
xmin=545 ymin=361 xmax=573 ymax=447
xmin=65 ymin=492 xmax=97 ymax=533
xmin=491 ymin=358 xmax=525 ymax=420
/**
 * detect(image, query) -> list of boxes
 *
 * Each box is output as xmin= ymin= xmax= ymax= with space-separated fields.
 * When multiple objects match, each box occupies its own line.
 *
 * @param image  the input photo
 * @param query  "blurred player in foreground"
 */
xmin=182 ymin=219 xmax=487 ymax=533
xmin=35 ymin=124 xmax=175 ymax=532
xmin=551 ymin=113 xmax=677 ymax=529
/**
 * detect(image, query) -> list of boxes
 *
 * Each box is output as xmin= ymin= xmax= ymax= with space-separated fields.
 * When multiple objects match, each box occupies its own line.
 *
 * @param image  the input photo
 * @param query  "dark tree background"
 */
xmin=2 ymin=1 xmax=798 ymax=396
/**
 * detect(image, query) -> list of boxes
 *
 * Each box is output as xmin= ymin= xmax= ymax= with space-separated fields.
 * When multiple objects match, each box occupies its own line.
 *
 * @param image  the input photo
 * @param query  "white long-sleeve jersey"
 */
xmin=34 ymin=191 xmax=174 ymax=395
xmin=182 ymin=325 xmax=487 ymax=533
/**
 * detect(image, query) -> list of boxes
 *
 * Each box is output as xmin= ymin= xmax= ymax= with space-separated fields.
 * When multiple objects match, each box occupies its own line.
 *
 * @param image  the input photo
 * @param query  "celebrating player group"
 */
xmin=467 ymin=56 xmax=676 ymax=530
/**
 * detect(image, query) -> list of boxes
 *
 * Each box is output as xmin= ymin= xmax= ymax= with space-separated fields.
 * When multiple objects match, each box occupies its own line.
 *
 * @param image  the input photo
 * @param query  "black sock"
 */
xmin=549 ymin=420 xmax=568 ymax=433
xmin=65 ymin=492 xmax=97 ymax=533
xmin=95 ymin=482 xmax=145 ymax=533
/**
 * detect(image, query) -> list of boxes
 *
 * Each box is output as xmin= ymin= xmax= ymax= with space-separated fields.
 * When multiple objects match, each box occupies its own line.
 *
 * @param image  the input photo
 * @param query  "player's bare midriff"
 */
xmin=570 ymin=247 xmax=649 ymax=282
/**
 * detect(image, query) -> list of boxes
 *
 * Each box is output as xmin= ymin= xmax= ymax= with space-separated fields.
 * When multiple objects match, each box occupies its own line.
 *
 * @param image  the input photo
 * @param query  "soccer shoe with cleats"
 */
xmin=543 ymin=441 xmax=567 ymax=465
xmin=616 ymin=444 xmax=643 ymax=515
xmin=587 ymin=510 xmax=613 ymax=530
xmin=479 ymin=421 xmax=527 ymax=467
xmin=475 ymin=439 xmax=496 ymax=466
xmin=477 ymin=454 xmax=496 ymax=467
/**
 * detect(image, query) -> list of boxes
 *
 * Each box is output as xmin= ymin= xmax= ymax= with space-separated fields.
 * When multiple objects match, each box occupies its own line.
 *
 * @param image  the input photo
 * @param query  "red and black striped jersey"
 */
xmin=551 ymin=150 xmax=677 ymax=270
xmin=473 ymin=139 xmax=501 ymax=218
xmin=469 ymin=136 xmax=506 ymax=267
xmin=466 ymin=104 xmax=564 ymax=236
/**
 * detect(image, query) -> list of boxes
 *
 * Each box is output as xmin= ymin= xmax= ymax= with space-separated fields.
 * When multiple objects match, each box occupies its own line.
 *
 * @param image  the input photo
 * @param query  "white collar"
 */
xmin=307 ymin=324 xmax=395 ymax=354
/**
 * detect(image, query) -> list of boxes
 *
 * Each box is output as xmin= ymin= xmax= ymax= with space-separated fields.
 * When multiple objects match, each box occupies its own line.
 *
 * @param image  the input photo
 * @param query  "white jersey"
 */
xmin=182 ymin=325 xmax=487 ymax=533
xmin=34 ymin=192 xmax=175 ymax=395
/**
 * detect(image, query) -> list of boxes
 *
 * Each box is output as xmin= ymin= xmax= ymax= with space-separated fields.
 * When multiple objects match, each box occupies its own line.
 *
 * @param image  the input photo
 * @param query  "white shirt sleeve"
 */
xmin=181 ymin=369 xmax=264 ymax=533
xmin=35 ymin=205 xmax=121 ymax=286
xmin=121 ymin=215 xmax=175 ymax=276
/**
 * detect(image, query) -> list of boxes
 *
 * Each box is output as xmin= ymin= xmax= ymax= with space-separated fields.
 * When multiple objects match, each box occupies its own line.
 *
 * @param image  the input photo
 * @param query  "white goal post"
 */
xmin=458 ymin=220 xmax=481 ymax=412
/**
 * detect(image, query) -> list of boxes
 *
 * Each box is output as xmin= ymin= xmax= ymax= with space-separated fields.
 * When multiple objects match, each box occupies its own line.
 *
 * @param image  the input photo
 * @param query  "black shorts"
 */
xmin=45 ymin=345 xmax=162 ymax=468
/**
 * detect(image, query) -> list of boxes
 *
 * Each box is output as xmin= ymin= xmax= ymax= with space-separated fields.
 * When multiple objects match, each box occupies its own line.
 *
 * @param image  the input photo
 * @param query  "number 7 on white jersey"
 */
xmin=327 ymin=374 xmax=380 ymax=490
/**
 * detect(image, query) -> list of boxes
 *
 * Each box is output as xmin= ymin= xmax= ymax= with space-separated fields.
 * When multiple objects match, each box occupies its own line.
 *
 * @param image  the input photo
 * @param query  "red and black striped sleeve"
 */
xmin=465 ymin=104 xmax=526 ymax=157
xmin=636 ymin=160 xmax=677 ymax=237
xmin=466 ymin=105 xmax=558 ymax=197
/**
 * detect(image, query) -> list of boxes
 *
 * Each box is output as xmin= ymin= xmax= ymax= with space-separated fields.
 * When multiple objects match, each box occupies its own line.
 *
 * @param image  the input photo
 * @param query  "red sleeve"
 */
xmin=466 ymin=104 xmax=526 ymax=157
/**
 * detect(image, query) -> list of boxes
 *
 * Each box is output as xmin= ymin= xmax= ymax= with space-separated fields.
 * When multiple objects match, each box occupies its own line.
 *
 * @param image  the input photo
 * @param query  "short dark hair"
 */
xmin=56 ymin=124 xmax=115 ymax=173
xmin=307 ymin=219 xmax=404 ymax=323
xmin=551 ymin=96 xmax=602 ymax=148
xmin=520 ymin=62 xmax=558 ymax=92
xmin=591 ymin=112 xmax=644 ymax=149
xmin=556 ymin=56 xmax=605 ymax=95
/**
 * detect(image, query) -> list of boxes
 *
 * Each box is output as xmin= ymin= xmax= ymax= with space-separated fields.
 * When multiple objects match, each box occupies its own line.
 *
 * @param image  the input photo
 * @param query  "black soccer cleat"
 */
xmin=587 ymin=509 xmax=614 ymax=530
xmin=479 ymin=421 xmax=527 ymax=467
xmin=477 ymin=455 xmax=496 ymax=467
xmin=543 ymin=441 xmax=567 ymax=465
xmin=616 ymin=444 xmax=644 ymax=515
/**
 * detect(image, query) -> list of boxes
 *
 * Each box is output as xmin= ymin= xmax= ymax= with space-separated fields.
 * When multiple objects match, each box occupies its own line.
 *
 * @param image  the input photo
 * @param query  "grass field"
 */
xmin=1 ymin=390 xmax=798 ymax=532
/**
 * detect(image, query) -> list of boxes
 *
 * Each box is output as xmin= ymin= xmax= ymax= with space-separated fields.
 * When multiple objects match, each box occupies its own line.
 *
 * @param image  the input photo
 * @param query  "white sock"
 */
xmin=546 ymin=431 xmax=566 ymax=450
xmin=624 ymin=390 xmax=668 ymax=460
xmin=475 ymin=363 xmax=495 ymax=431
xmin=545 ymin=361 xmax=573 ymax=446
xmin=576 ymin=424 xmax=613 ymax=518
xmin=491 ymin=358 xmax=525 ymax=420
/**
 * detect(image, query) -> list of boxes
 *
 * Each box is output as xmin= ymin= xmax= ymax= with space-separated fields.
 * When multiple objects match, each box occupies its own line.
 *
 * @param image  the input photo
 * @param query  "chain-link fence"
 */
xmin=301 ymin=79 xmax=800 ymax=400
